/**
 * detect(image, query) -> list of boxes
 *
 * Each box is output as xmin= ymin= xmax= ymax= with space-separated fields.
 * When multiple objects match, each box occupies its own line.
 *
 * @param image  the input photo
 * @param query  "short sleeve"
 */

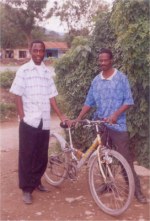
xmin=48 ymin=77 xmax=58 ymax=98
xmin=9 ymin=69 xmax=25 ymax=96
xmin=84 ymin=82 xmax=96 ymax=107
xmin=122 ymin=76 xmax=134 ymax=105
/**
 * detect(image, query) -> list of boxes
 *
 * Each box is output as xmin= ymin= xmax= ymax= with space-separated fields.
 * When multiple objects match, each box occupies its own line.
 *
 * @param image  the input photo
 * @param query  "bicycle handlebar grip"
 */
xmin=60 ymin=122 xmax=69 ymax=128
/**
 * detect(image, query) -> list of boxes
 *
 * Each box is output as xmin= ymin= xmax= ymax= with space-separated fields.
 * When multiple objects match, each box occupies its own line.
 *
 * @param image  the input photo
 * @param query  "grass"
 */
xmin=0 ymin=103 xmax=17 ymax=121
xmin=0 ymin=71 xmax=16 ymax=89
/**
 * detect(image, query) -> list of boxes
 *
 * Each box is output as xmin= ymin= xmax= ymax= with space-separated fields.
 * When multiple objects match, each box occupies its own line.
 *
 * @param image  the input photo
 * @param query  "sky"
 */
xmin=41 ymin=0 xmax=114 ymax=33
xmin=40 ymin=0 xmax=67 ymax=33
xmin=42 ymin=16 xmax=68 ymax=33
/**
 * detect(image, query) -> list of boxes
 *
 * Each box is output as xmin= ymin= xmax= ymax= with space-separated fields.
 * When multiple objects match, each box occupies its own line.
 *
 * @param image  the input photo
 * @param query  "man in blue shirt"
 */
xmin=76 ymin=48 xmax=147 ymax=203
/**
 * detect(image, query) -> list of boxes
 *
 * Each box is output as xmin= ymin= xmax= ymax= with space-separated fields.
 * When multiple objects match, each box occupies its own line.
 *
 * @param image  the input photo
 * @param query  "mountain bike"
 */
xmin=44 ymin=119 xmax=135 ymax=216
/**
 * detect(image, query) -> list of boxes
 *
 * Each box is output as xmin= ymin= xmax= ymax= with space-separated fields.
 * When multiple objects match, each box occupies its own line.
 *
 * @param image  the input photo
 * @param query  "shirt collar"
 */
xmin=100 ymin=68 xmax=117 ymax=80
xmin=26 ymin=59 xmax=49 ymax=72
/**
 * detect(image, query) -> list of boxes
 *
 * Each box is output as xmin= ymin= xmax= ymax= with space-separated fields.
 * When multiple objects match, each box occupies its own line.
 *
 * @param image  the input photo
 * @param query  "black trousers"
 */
xmin=19 ymin=120 xmax=49 ymax=193
xmin=102 ymin=127 xmax=142 ymax=194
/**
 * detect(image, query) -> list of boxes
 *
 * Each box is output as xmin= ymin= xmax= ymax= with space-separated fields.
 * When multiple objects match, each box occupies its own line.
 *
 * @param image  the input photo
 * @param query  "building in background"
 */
xmin=1 ymin=41 xmax=68 ymax=60
xmin=1 ymin=47 xmax=30 ymax=60
xmin=44 ymin=41 xmax=68 ymax=58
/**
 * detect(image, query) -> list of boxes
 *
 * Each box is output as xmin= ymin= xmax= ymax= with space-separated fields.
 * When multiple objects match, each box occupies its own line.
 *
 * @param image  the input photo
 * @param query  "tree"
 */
xmin=47 ymin=0 xmax=109 ymax=45
xmin=0 ymin=3 xmax=26 ymax=48
xmin=3 ymin=0 xmax=48 ymax=46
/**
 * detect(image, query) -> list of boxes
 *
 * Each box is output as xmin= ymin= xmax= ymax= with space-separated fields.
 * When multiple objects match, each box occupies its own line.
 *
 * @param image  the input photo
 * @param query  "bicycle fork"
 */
xmin=97 ymin=146 xmax=114 ymax=179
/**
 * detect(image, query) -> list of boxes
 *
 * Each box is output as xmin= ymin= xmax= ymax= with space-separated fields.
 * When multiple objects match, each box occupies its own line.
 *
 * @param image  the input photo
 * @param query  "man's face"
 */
xmin=30 ymin=43 xmax=45 ymax=65
xmin=99 ymin=53 xmax=112 ymax=71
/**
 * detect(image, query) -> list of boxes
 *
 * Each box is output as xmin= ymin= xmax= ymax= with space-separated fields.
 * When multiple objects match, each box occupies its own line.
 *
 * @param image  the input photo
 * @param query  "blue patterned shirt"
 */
xmin=85 ymin=69 xmax=134 ymax=131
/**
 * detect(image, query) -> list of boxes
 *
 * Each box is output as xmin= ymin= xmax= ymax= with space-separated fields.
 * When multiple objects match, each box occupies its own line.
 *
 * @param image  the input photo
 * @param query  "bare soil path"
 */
xmin=0 ymin=116 xmax=150 ymax=221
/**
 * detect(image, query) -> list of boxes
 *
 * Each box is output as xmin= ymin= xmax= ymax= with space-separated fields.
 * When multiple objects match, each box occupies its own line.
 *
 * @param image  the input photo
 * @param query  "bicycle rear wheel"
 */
xmin=44 ymin=134 xmax=68 ymax=186
xmin=89 ymin=149 xmax=135 ymax=216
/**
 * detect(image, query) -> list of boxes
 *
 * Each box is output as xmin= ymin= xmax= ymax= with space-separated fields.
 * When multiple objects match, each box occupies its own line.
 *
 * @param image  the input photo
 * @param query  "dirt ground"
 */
xmin=0 ymin=115 xmax=150 ymax=221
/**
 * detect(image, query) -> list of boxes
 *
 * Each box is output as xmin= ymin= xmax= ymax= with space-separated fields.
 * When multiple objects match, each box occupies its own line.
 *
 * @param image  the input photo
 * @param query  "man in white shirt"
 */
xmin=10 ymin=40 xmax=68 ymax=204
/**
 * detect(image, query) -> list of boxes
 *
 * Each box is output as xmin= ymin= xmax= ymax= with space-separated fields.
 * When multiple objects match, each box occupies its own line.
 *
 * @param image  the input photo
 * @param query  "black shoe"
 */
xmin=22 ymin=192 xmax=32 ymax=204
xmin=135 ymin=192 xmax=148 ymax=204
xmin=37 ymin=184 xmax=49 ymax=192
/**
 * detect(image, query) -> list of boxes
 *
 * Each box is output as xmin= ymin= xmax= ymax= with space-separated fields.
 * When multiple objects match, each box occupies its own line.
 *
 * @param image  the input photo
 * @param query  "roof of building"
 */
xmin=44 ymin=41 xmax=68 ymax=50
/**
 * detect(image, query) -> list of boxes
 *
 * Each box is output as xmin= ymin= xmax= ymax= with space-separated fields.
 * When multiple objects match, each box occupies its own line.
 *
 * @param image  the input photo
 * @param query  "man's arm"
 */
xmin=15 ymin=95 xmax=24 ymax=120
xmin=106 ymin=104 xmax=132 ymax=124
xmin=76 ymin=105 xmax=91 ymax=121
xmin=50 ymin=97 xmax=67 ymax=122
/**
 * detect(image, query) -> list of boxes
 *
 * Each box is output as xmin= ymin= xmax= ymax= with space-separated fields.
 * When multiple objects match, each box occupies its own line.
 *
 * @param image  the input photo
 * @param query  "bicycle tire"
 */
xmin=44 ymin=134 xmax=69 ymax=186
xmin=89 ymin=149 xmax=135 ymax=216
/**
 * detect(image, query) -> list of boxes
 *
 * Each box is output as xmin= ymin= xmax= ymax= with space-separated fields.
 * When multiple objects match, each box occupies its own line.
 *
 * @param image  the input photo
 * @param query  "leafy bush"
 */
xmin=55 ymin=0 xmax=149 ymax=168
xmin=0 ymin=71 xmax=16 ymax=89
xmin=111 ymin=0 xmax=149 ymax=168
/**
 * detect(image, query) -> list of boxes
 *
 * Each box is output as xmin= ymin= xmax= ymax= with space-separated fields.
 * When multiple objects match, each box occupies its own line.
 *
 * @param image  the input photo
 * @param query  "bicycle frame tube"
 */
xmin=96 ymin=125 xmax=109 ymax=182
xmin=77 ymin=137 xmax=99 ymax=169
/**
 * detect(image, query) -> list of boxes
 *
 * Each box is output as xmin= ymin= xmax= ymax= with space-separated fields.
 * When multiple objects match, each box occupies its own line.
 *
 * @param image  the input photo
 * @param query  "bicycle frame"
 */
xmin=52 ymin=122 xmax=107 ymax=175
xmin=57 ymin=122 xmax=105 ymax=173
xmin=76 ymin=123 xmax=107 ymax=177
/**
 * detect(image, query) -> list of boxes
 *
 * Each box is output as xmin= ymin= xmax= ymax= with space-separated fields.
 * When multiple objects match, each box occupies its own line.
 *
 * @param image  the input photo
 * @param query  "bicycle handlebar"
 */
xmin=79 ymin=119 xmax=106 ymax=125
xmin=60 ymin=119 xmax=106 ymax=129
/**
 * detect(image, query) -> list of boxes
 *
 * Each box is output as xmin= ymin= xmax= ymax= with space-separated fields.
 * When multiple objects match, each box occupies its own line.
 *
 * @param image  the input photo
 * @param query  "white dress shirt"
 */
xmin=10 ymin=59 xmax=58 ymax=130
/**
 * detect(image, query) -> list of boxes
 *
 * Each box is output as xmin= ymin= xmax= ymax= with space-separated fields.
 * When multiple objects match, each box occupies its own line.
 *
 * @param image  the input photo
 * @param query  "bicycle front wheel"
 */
xmin=89 ymin=149 xmax=135 ymax=216
xmin=44 ymin=134 xmax=68 ymax=186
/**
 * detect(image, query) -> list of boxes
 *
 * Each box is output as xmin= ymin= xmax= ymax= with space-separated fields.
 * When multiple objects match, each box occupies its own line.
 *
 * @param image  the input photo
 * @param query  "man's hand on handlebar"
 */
xmin=103 ymin=113 xmax=118 ymax=124
xmin=60 ymin=118 xmax=81 ymax=128
xmin=60 ymin=115 xmax=72 ymax=128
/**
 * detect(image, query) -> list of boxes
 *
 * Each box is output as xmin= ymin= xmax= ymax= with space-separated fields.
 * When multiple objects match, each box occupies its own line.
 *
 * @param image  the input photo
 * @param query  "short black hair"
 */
xmin=30 ymin=40 xmax=45 ymax=50
xmin=99 ymin=48 xmax=113 ymax=59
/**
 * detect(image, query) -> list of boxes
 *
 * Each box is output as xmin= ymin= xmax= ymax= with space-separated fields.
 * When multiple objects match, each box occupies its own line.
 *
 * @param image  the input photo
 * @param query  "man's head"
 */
xmin=98 ymin=48 xmax=113 ymax=72
xmin=29 ymin=40 xmax=45 ymax=65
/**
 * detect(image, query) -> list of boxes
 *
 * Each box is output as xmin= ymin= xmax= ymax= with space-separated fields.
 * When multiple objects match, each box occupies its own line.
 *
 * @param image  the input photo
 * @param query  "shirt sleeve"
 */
xmin=9 ymin=69 xmax=25 ymax=96
xmin=84 ymin=82 xmax=96 ymax=107
xmin=122 ymin=76 xmax=134 ymax=105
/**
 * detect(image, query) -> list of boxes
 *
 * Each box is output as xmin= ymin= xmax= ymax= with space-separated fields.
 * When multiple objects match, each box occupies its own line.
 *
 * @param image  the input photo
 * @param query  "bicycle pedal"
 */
xmin=68 ymin=176 xmax=77 ymax=181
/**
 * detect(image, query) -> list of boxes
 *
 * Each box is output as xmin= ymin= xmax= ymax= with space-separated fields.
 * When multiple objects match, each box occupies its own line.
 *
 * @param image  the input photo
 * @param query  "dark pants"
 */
xmin=102 ymin=126 xmax=142 ymax=195
xmin=19 ymin=120 xmax=49 ymax=193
